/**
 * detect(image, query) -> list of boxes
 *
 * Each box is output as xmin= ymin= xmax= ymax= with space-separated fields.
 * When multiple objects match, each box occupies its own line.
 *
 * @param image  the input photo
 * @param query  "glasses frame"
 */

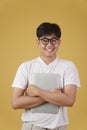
xmin=39 ymin=37 xmax=59 ymax=45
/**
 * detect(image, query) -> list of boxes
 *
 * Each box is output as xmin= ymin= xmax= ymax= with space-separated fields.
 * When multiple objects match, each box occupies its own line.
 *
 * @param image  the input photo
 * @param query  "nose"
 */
xmin=47 ymin=41 xmax=53 ymax=46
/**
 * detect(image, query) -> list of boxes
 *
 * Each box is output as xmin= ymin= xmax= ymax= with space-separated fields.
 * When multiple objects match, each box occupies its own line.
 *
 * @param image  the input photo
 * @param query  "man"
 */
xmin=12 ymin=22 xmax=80 ymax=130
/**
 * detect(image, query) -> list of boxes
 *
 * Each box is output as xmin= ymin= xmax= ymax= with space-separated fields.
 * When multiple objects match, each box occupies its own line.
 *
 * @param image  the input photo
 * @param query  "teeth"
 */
xmin=46 ymin=49 xmax=53 ymax=52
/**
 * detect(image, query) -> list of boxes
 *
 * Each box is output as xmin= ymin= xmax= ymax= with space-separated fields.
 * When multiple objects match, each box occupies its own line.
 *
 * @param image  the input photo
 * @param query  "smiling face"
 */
xmin=37 ymin=34 xmax=61 ymax=64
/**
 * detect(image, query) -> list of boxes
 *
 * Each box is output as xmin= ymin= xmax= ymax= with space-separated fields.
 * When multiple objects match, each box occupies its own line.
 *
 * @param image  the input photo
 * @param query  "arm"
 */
xmin=11 ymin=87 xmax=45 ymax=109
xmin=26 ymin=84 xmax=77 ymax=107
xmin=38 ymin=85 xmax=77 ymax=107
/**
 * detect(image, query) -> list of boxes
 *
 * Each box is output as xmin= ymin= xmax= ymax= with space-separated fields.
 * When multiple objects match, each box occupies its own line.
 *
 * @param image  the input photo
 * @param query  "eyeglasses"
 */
xmin=39 ymin=37 xmax=59 ymax=45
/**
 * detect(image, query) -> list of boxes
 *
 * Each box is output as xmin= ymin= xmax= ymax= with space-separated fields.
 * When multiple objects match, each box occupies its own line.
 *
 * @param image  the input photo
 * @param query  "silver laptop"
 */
xmin=30 ymin=73 xmax=61 ymax=114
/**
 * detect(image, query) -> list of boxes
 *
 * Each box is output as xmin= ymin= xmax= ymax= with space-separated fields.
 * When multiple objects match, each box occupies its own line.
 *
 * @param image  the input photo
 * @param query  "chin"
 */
xmin=45 ymin=54 xmax=54 ymax=57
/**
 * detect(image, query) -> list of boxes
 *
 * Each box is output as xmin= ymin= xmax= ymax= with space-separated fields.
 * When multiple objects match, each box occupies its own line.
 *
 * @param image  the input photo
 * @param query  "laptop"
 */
xmin=30 ymin=73 xmax=61 ymax=114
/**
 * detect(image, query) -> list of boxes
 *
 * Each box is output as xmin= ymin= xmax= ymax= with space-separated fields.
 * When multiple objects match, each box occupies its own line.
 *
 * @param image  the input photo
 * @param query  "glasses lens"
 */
xmin=50 ymin=38 xmax=58 ymax=45
xmin=40 ymin=38 xmax=48 ymax=45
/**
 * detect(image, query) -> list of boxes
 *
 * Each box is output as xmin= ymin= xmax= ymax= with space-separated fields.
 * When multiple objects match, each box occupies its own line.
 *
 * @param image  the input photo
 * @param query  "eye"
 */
xmin=51 ymin=39 xmax=58 ymax=43
xmin=42 ymin=38 xmax=48 ymax=43
xmin=51 ymin=39 xmax=56 ymax=42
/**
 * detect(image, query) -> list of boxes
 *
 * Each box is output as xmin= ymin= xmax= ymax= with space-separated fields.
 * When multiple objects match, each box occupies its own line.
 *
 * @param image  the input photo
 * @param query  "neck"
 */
xmin=40 ymin=55 xmax=56 ymax=64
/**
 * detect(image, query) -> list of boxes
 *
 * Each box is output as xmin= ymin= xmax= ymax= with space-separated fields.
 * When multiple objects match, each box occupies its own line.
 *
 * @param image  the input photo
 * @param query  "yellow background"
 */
xmin=0 ymin=0 xmax=87 ymax=130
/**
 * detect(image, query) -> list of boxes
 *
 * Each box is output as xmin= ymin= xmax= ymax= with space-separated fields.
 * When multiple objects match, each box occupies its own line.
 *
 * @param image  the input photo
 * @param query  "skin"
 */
xmin=12 ymin=34 xmax=77 ymax=109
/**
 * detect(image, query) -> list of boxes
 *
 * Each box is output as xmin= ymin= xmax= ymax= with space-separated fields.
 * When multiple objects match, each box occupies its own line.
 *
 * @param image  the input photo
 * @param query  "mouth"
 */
xmin=45 ymin=48 xmax=54 ymax=52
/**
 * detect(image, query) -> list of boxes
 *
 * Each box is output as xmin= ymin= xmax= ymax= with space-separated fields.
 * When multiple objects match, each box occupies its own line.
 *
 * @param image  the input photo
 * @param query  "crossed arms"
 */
xmin=11 ymin=84 xmax=77 ymax=109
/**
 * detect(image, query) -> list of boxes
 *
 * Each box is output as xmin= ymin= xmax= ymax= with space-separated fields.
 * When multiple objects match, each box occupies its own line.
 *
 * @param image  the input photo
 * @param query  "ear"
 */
xmin=36 ymin=38 xmax=40 ymax=45
xmin=58 ymin=38 xmax=61 ymax=45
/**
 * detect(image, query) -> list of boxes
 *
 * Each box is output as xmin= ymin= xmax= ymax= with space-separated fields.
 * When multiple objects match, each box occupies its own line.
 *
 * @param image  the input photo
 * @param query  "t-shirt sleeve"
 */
xmin=12 ymin=63 xmax=29 ymax=89
xmin=64 ymin=62 xmax=80 ymax=88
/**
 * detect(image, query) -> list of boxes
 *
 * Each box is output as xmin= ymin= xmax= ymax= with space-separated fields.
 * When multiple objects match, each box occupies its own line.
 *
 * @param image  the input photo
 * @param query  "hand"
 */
xmin=26 ymin=84 xmax=41 ymax=97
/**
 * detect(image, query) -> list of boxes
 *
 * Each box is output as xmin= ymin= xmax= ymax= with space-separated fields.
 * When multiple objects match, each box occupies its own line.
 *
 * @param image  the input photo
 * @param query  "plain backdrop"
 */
xmin=0 ymin=0 xmax=87 ymax=130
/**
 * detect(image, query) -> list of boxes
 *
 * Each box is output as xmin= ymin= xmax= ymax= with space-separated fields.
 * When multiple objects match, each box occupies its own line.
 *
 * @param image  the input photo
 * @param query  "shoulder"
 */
xmin=18 ymin=57 xmax=39 ymax=70
xmin=56 ymin=58 xmax=78 ymax=73
xmin=56 ymin=58 xmax=76 ymax=67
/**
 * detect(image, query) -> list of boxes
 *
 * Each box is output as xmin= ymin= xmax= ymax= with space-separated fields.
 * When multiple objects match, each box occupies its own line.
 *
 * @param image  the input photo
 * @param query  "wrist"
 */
xmin=38 ymin=89 xmax=47 ymax=99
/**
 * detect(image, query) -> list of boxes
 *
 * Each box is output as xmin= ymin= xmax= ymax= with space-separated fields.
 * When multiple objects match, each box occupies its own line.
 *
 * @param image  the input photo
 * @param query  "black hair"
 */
xmin=36 ymin=22 xmax=61 ymax=38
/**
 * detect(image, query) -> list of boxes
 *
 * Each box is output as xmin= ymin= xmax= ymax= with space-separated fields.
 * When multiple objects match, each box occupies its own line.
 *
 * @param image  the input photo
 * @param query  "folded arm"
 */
xmin=11 ymin=87 xmax=45 ymax=109
xmin=26 ymin=84 xmax=77 ymax=107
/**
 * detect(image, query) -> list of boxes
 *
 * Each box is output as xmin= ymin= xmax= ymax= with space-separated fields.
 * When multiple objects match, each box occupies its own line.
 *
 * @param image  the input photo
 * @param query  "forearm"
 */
xmin=38 ymin=86 xmax=76 ymax=107
xmin=38 ymin=90 xmax=70 ymax=106
xmin=26 ymin=84 xmax=77 ymax=107
xmin=12 ymin=95 xmax=45 ymax=109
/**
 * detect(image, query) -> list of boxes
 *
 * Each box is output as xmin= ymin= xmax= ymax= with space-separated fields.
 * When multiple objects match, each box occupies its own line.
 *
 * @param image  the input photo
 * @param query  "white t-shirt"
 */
xmin=12 ymin=57 xmax=80 ymax=129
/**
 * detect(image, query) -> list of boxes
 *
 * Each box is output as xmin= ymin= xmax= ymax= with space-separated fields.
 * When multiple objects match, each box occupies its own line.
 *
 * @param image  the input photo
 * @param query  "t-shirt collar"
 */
xmin=38 ymin=57 xmax=58 ymax=66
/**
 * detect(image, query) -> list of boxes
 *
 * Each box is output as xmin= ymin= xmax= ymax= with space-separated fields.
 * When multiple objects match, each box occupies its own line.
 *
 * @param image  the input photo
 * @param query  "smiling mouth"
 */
xmin=45 ymin=48 xmax=54 ymax=52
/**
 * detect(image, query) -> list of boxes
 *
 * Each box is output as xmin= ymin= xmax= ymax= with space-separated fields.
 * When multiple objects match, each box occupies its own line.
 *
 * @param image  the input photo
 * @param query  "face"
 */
xmin=37 ymin=34 xmax=61 ymax=61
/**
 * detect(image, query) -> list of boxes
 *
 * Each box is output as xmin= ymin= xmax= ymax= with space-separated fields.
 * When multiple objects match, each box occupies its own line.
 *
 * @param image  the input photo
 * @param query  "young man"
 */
xmin=12 ymin=22 xmax=80 ymax=130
